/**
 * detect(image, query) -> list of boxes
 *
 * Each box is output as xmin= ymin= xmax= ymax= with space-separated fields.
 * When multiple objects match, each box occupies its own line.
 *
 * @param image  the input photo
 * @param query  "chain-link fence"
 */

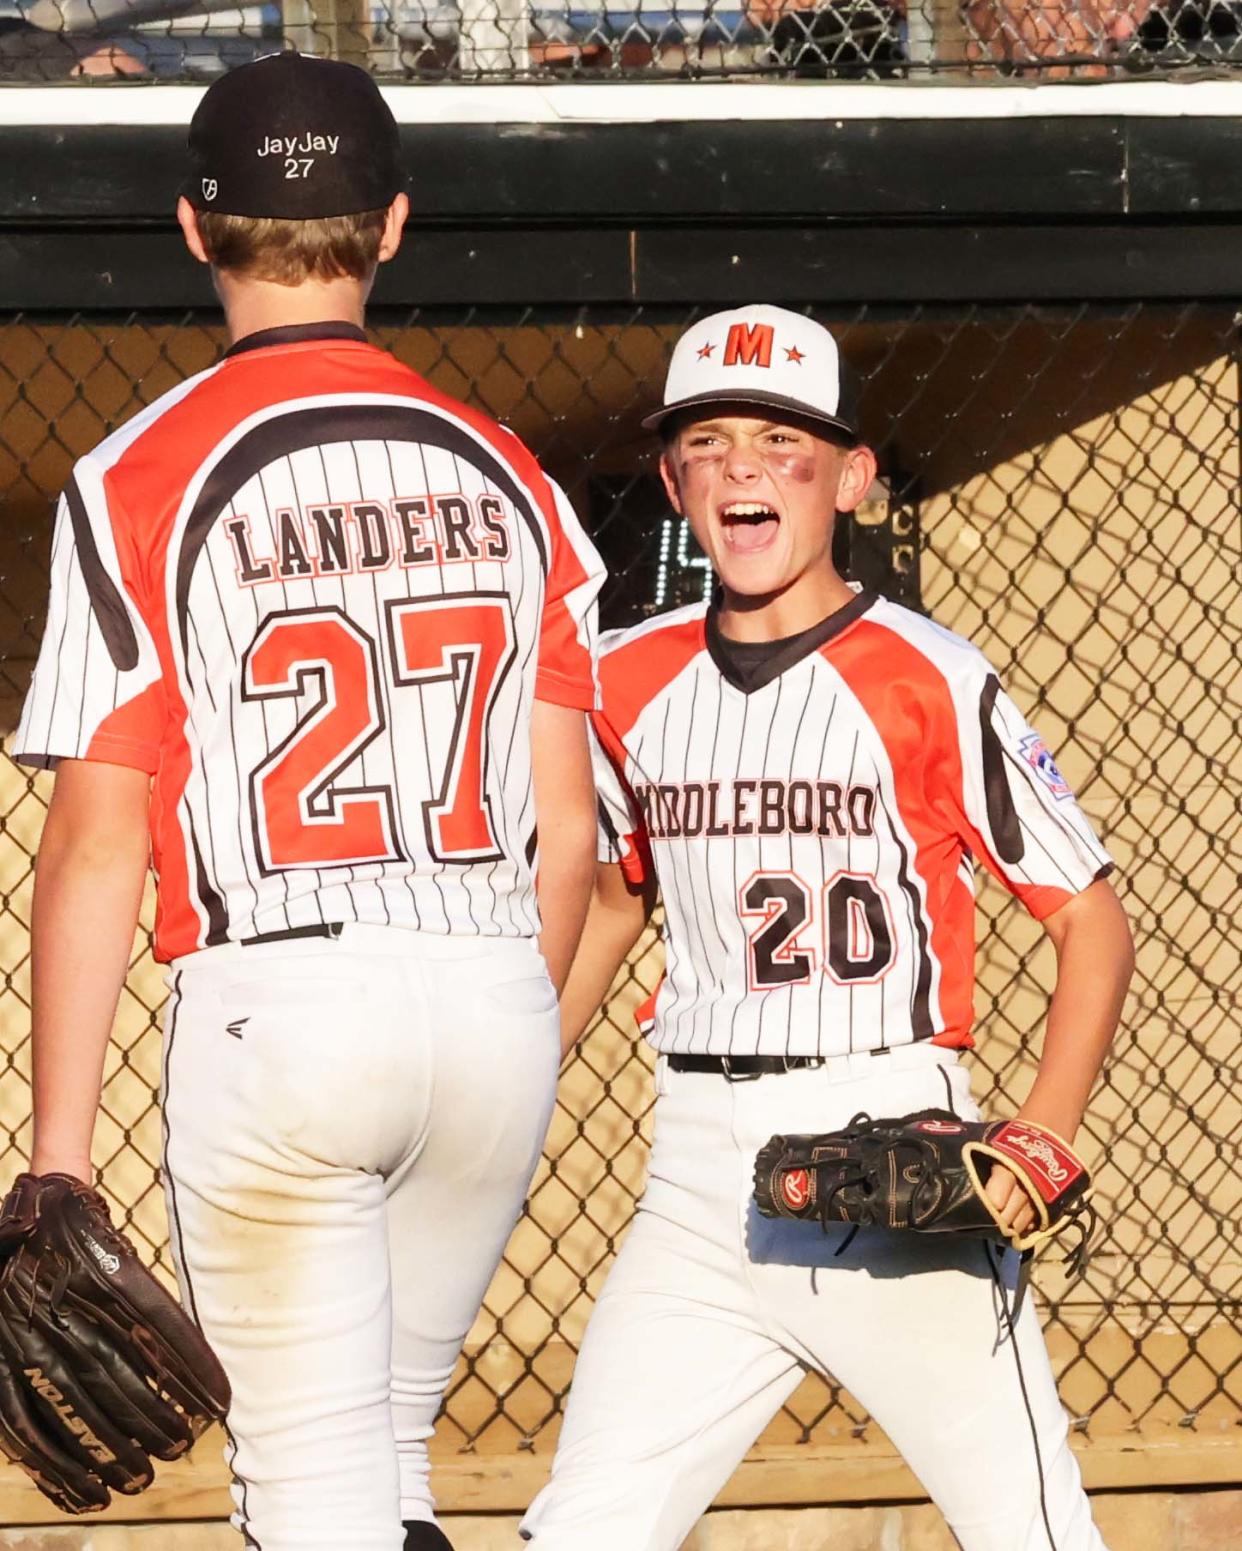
xmin=3 ymin=0 xmax=1242 ymax=83
xmin=0 ymin=303 xmax=1238 ymax=1493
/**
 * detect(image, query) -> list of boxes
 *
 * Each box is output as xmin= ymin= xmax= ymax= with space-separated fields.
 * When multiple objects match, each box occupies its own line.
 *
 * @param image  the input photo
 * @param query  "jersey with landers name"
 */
xmin=16 ymin=325 xmax=603 ymax=961
xmin=593 ymin=591 xmax=1112 ymax=1057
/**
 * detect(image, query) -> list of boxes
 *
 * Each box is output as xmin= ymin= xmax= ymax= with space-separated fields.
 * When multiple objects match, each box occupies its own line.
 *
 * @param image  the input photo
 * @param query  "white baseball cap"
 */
xmin=643 ymin=305 xmax=860 ymax=440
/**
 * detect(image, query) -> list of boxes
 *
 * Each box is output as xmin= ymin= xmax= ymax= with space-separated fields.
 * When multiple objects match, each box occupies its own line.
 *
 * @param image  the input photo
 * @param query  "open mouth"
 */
xmin=719 ymin=502 xmax=780 ymax=554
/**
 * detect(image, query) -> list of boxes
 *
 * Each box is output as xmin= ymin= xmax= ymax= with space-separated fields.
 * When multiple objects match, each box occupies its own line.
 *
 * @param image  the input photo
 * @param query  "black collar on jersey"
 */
xmin=225 ymin=322 xmax=369 ymax=358
xmin=707 ymin=588 xmax=877 ymax=695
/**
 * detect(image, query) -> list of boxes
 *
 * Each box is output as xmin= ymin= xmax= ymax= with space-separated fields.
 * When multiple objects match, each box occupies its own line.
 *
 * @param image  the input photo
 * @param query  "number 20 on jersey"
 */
xmin=740 ymin=871 xmax=897 ymax=988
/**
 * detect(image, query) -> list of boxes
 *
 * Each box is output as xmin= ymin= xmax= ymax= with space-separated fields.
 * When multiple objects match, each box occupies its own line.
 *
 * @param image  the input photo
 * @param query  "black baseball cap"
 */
xmin=184 ymin=51 xmax=404 ymax=219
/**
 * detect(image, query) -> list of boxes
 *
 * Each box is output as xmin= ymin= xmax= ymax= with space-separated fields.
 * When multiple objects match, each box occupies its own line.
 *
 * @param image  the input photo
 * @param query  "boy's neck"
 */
xmin=216 ymin=272 xmax=372 ymax=347
xmin=716 ymin=567 xmax=857 ymax=644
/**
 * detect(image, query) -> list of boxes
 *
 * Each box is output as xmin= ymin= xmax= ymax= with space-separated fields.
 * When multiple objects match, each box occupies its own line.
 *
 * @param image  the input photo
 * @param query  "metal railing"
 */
xmin=1 ymin=0 xmax=1241 ymax=80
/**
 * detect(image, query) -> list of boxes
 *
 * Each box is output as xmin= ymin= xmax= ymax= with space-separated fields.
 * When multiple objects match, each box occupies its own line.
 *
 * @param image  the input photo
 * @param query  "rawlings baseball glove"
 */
xmin=754 ymin=1109 xmax=1094 ymax=1266
xmin=0 ymin=1172 xmax=230 ymax=1513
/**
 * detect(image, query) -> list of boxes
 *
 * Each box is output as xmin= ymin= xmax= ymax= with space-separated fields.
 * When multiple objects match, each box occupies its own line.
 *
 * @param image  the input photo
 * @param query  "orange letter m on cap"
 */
xmin=723 ymin=323 xmax=774 ymax=369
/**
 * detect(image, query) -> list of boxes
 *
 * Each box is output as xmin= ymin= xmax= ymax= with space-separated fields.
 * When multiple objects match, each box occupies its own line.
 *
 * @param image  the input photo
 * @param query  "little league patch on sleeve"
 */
xmin=1018 ymin=733 xmax=1074 ymax=800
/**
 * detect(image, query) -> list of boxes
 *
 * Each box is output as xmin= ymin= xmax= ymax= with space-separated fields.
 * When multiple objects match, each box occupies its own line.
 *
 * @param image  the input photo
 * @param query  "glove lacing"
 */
xmin=814 ymin=1110 xmax=1098 ymax=1276
xmin=1053 ymin=1199 xmax=1097 ymax=1279
xmin=817 ymin=1111 xmax=947 ymax=1253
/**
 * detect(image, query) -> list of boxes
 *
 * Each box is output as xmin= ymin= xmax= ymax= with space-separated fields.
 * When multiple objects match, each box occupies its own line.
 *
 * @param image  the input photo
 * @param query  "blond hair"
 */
xmin=195 ymin=209 xmax=388 ymax=285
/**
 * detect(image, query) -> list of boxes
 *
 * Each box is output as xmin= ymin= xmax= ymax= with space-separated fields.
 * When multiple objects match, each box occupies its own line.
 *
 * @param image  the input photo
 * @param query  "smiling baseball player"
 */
xmin=520 ymin=306 xmax=1133 ymax=1551
xmin=13 ymin=53 xmax=602 ymax=1551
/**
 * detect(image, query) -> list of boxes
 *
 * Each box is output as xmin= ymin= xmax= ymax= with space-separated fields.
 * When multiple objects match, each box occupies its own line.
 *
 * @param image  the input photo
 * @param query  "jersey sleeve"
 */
xmin=942 ymin=660 xmax=1113 ymax=920
xmin=590 ymin=714 xmax=651 ymax=884
xmin=13 ymin=467 xmax=166 ymax=774
xmin=535 ymin=481 xmax=604 ymax=710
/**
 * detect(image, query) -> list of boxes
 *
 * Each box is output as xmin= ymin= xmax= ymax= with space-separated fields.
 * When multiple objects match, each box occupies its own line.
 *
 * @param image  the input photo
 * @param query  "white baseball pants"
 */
xmin=160 ymin=925 xmax=561 ymax=1550
xmin=521 ymin=1045 xmax=1107 ymax=1551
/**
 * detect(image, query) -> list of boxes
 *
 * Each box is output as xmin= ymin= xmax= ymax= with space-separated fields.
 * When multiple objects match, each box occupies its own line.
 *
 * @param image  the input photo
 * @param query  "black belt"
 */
xmin=240 ymin=923 xmax=344 ymax=947
xmin=666 ymin=1052 xmax=827 ymax=1081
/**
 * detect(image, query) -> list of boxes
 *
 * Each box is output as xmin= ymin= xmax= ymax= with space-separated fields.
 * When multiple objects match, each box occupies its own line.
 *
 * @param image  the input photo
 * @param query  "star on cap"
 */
xmin=697 ymin=343 xmax=716 ymax=360
xmin=785 ymin=346 xmax=806 ymax=365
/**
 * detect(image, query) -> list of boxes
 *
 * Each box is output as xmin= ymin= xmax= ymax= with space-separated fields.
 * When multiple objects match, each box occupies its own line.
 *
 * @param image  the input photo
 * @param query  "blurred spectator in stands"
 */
xmin=749 ymin=0 xmax=908 ymax=74
xmin=962 ymin=0 xmax=1144 ymax=74
xmin=0 ymin=15 xmax=145 ymax=77
xmin=1115 ymin=0 xmax=1242 ymax=62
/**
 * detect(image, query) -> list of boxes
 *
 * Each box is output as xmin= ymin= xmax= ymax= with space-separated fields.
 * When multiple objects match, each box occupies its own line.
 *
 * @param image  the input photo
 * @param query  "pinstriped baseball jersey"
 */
xmin=16 ymin=323 xmax=603 ymax=961
xmin=593 ymin=589 xmax=1112 ymax=1058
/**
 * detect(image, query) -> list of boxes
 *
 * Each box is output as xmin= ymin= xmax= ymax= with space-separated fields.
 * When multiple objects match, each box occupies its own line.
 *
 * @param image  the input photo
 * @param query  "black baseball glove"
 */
xmin=754 ymin=1109 xmax=1094 ymax=1266
xmin=0 ymin=1172 xmax=230 ymax=1513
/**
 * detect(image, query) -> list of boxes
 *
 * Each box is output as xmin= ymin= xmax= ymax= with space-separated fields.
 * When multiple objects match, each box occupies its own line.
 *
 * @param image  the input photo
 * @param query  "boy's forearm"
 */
xmin=558 ymin=863 xmax=656 ymax=1058
xmin=30 ymin=765 xmax=151 ymax=1182
xmin=536 ymin=811 xmax=598 ymax=995
xmin=558 ymin=891 xmax=650 ymax=1058
xmin=531 ymin=701 xmax=597 ymax=995
xmin=1020 ymin=880 xmax=1134 ymax=1143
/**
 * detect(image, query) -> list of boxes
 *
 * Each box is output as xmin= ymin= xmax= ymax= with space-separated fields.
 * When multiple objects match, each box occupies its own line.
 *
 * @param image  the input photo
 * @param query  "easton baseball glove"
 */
xmin=0 ymin=1172 xmax=230 ymax=1513
xmin=754 ymin=1109 xmax=1095 ymax=1266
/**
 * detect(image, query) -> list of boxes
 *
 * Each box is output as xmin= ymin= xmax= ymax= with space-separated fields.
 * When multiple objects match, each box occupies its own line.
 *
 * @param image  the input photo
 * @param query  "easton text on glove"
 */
xmin=0 ymin=1172 xmax=230 ymax=1514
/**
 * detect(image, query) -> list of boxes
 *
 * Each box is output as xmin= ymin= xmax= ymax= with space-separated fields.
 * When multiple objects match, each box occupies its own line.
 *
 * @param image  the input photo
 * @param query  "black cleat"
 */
xmin=403 ymin=1522 xmax=454 ymax=1551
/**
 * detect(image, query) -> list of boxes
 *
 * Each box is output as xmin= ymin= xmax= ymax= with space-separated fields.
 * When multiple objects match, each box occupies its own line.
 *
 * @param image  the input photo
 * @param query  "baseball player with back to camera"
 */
xmin=10 ymin=54 xmax=604 ymax=1550
xmin=520 ymin=306 xmax=1135 ymax=1551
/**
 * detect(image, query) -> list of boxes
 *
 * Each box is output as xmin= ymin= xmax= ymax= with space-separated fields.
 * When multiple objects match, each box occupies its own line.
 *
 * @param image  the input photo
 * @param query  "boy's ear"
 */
xmin=177 ymin=197 xmax=210 ymax=266
xmin=835 ymin=445 xmax=879 ymax=514
xmin=378 ymin=193 xmax=409 ymax=264
xmin=659 ymin=450 xmax=685 ymax=517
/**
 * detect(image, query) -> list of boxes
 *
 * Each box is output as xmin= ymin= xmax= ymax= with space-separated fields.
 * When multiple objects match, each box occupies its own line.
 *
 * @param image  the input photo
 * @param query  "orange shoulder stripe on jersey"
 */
xmin=537 ymin=580 xmax=597 ymax=707
xmin=823 ymin=617 xmax=982 ymax=1045
xmin=83 ymin=681 xmax=165 ymax=775
xmin=536 ymin=501 xmax=598 ymax=707
xmin=106 ymin=345 xmax=552 ymax=571
xmin=597 ymin=615 xmax=707 ymax=742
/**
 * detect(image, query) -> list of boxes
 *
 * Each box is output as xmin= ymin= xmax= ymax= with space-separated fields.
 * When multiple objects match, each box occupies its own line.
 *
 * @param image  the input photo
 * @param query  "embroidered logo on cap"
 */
xmin=724 ymin=323 xmax=775 ymax=369
xmin=201 ymin=178 xmax=218 ymax=202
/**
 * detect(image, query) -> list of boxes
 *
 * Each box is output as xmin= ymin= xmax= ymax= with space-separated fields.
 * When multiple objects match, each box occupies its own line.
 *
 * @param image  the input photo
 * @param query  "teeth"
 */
xmin=722 ymin=503 xmax=776 ymax=519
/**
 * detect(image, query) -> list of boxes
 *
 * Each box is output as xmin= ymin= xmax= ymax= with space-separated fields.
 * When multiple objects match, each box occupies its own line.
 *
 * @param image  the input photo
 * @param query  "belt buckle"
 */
xmin=720 ymin=1055 xmax=762 ymax=1083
